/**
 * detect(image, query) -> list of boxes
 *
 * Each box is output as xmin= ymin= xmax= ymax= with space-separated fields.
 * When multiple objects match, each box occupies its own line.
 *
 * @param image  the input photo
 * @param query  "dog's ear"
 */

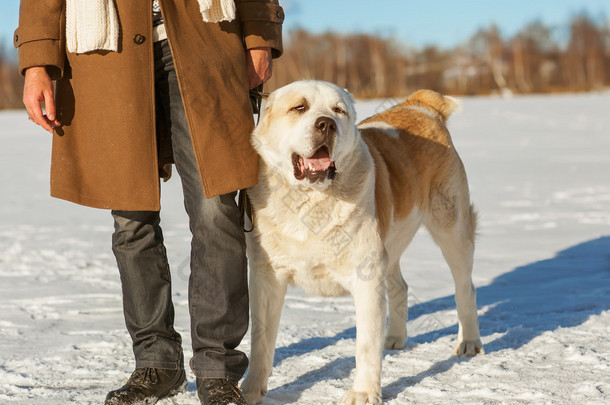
xmin=342 ymin=88 xmax=357 ymax=120
xmin=343 ymin=88 xmax=355 ymax=103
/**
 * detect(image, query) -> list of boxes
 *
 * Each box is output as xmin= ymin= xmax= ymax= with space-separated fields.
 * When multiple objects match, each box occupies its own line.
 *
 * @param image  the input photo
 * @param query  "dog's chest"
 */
xmin=251 ymin=200 xmax=362 ymax=296
xmin=254 ymin=229 xmax=351 ymax=296
xmin=292 ymin=265 xmax=350 ymax=297
xmin=260 ymin=188 xmax=355 ymax=241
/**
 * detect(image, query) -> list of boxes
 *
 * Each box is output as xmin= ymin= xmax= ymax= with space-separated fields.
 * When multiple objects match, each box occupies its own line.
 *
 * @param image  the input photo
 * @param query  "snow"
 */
xmin=1 ymin=91 xmax=609 ymax=404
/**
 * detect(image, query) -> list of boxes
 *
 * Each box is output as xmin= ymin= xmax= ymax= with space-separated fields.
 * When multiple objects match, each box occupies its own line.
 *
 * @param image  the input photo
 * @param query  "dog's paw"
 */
xmin=241 ymin=378 xmax=266 ymax=405
xmin=384 ymin=335 xmax=406 ymax=350
xmin=340 ymin=389 xmax=382 ymax=405
xmin=454 ymin=339 xmax=484 ymax=357
xmin=242 ymin=388 xmax=266 ymax=405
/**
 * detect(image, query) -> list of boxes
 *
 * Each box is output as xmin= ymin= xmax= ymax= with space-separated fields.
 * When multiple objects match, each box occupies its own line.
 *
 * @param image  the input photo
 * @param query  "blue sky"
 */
xmin=2 ymin=0 xmax=609 ymax=53
xmin=281 ymin=0 xmax=610 ymax=48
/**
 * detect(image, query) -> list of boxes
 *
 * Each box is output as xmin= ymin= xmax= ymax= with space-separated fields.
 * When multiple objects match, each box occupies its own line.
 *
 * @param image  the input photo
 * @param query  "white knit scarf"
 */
xmin=66 ymin=0 xmax=236 ymax=54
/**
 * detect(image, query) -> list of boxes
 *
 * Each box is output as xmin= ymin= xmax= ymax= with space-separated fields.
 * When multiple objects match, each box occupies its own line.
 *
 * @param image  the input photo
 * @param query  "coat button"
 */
xmin=14 ymin=34 xmax=19 ymax=43
xmin=276 ymin=10 xmax=284 ymax=19
xmin=133 ymin=34 xmax=146 ymax=45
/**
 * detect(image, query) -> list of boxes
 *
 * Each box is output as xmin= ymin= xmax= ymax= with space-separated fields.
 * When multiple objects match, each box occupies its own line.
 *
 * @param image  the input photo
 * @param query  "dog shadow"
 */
xmin=266 ymin=236 xmax=610 ymax=402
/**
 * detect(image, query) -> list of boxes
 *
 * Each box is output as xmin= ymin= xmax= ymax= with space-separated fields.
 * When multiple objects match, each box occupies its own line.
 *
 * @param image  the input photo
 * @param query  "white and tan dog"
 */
xmin=241 ymin=80 xmax=483 ymax=404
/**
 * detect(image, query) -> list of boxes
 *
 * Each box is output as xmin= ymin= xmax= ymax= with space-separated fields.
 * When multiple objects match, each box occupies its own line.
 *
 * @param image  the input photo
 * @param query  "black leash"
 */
xmin=238 ymin=189 xmax=254 ymax=233
xmin=239 ymin=85 xmax=269 ymax=232
xmin=249 ymin=86 xmax=270 ymax=119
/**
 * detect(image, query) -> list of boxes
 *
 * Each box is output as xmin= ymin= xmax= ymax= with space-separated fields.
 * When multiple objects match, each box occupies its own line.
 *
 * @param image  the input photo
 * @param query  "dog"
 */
xmin=241 ymin=80 xmax=483 ymax=404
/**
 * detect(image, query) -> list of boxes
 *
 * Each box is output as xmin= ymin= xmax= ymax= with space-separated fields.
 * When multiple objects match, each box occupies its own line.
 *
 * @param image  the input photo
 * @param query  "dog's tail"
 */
xmin=403 ymin=90 xmax=461 ymax=124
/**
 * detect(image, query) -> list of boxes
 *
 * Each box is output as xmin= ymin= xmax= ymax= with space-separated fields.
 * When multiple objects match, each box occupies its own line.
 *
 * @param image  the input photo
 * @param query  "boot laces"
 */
xmin=128 ymin=368 xmax=160 ymax=388
xmin=204 ymin=378 xmax=243 ymax=403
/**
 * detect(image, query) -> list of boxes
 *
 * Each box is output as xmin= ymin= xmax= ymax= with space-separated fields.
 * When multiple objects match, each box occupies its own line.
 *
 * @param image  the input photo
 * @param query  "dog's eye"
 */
xmin=333 ymin=107 xmax=347 ymax=115
xmin=291 ymin=104 xmax=308 ymax=113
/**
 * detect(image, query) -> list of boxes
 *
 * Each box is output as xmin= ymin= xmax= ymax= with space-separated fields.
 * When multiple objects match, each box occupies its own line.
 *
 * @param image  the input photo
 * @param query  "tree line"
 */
xmin=266 ymin=14 xmax=610 ymax=97
xmin=1 ymin=14 xmax=609 ymax=109
xmin=0 ymin=43 xmax=23 ymax=110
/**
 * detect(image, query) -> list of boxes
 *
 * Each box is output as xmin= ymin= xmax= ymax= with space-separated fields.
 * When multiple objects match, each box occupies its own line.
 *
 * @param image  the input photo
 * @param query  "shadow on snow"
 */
xmin=264 ymin=236 xmax=610 ymax=402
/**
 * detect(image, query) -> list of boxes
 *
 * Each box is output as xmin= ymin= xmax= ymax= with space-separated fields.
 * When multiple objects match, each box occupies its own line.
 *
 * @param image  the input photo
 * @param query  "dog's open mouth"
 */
xmin=292 ymin=146 xmax=337 ymax=182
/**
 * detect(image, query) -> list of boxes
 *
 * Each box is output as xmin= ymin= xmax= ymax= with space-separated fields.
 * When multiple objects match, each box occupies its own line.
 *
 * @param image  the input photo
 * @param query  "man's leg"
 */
xmin=111 ymin=210 xmax=184 ymax=369
xmin=107 ymin=210 xmax=186 ymax=405
xmin=155 ymin=39 xmax=249 ymax=381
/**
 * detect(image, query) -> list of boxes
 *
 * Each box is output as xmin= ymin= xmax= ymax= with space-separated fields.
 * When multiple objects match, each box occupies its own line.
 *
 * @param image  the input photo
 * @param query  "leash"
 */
xmin=239 ymin=85 xmax=268 ymax=232
xmin=238 ymin=189 xmax=254 ymax=232
xmin=249 ymin=86 xmax=270 ymax=120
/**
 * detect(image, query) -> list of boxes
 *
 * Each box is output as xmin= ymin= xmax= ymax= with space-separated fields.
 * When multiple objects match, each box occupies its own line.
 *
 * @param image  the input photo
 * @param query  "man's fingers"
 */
xmin=249 ymin=66 xmax=272 ymax=89
xmin=23 ymin=94 xmax=42 ymax=120
xmin=249 ymin=76 xmax=263 ymax=89
xmin=43 ymin=89 xmax=57 ymax=122
xmin=248 ymin=65 xmax=272 ymax=89
xmin=29 ymin=111 xmax=54 ymax=133
xmin=28 ymin=102 xmax=44 ymax=123
xmin=23 ymin=89 xmax=46 ymax=128
xmin=23 ymin=66 xmax=59 ymax=133
xmin=25 ymin=97 xmax=54 ymax=133
xmin=246 ymin=47 xmax=273 ymax=89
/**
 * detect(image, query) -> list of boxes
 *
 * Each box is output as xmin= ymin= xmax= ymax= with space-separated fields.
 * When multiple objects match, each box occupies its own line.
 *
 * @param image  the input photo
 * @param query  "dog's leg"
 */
xmin=241 ymin=266 xmax=288 ymax=405
xmin=341 ymin=252 xmax=386 ymax=405
xmin=426 ymin=200 xmax=483 ymax=356
xmin=385 ymin=261 xmax=408 ymax=350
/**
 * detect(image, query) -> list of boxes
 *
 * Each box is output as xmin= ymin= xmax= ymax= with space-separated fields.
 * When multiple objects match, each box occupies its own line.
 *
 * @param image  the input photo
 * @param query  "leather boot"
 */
xmin=105 ymin=368 xmax=186 ymax=404
xmin=196 ymin=378 xmax=246 ymax=405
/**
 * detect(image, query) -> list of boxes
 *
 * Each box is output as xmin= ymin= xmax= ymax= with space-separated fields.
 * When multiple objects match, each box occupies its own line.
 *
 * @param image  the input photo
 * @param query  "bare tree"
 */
xmin=564 ymin=15 xmax=606 ymax=90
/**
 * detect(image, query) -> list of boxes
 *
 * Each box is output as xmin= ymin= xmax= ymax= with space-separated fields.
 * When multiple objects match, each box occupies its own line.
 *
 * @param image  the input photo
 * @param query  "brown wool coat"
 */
xmin=15 ymin=0 xmax=284 ymax=210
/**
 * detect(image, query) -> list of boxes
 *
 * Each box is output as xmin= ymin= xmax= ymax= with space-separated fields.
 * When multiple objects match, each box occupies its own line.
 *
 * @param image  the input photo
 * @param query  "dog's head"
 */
xmin=252 ymin=80 xmax=358 ymax=190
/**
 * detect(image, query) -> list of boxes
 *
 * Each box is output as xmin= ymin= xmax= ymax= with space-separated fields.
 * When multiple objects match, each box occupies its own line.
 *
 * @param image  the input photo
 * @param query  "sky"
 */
xmin=280 ymin=0 xmax=610 ymax=48
xmin=1 ymin=0 xmax=610 ymax=53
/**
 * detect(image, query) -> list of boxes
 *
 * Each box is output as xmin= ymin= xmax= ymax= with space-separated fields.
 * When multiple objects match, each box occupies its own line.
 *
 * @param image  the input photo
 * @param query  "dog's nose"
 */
xmin=315 ymin=116 xmax=337 ymax=134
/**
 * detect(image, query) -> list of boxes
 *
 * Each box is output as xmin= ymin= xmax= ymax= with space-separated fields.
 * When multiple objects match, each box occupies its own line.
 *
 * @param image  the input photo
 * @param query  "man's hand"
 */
xmin=23 ymin=66 xmax=61 ymax=133
xmin=246 ymin=47 xmax=272 ymax=89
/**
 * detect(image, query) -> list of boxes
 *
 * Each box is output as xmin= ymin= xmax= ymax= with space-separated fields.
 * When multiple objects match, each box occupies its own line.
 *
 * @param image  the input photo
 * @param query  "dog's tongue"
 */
xmin=304 ymin=148 xmax=332 ymax=171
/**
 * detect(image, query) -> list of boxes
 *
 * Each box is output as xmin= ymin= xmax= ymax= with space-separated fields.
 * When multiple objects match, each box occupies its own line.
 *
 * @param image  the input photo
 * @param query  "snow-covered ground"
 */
xmin=1 ymin=92 xmax=609 ymax=404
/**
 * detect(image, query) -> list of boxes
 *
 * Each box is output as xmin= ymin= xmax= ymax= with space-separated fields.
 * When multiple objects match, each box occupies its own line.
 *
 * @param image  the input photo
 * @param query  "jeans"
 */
xmin=111 ymin=39 xmax=249 ymax=380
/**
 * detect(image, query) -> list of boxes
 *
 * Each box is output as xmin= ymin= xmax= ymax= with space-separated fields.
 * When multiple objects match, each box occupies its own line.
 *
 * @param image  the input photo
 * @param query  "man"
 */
xmin=15 ymin=0 xmax=283 ymax=404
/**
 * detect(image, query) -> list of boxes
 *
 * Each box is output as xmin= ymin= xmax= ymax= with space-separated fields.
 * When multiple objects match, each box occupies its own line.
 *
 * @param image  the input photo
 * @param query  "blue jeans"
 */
xmin=111 ymin=39 xmax=249 ymax=380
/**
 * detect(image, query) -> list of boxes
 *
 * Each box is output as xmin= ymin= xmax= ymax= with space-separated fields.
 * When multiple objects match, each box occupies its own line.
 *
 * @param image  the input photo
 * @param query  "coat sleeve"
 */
xmin=14 ymin=0 xmax=66 ymax=80
xmin=236 ymin=0 xmax=285 ymax=58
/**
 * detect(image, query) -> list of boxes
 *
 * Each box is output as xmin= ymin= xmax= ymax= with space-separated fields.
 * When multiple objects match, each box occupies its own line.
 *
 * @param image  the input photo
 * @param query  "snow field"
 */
xmin=1 ymin=91 xmax=609 ymax=404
